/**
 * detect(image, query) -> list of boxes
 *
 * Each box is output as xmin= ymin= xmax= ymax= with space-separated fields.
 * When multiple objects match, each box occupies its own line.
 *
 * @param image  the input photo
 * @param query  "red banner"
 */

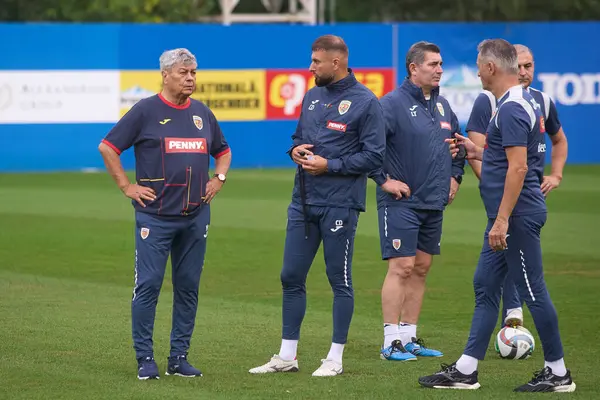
xmin=266 ymin=68 xmax=395 ymax=120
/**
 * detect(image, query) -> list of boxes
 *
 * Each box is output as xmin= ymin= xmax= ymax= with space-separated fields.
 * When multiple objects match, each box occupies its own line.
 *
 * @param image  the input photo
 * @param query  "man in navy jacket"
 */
xmin=371 ymin=41 xmax=465 ymax=362
xmin=249 ymin=35 xmax=385 ymax=377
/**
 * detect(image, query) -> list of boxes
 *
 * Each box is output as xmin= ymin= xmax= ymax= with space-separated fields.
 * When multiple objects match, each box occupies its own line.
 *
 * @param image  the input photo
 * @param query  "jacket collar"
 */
xmin=400 ymin=78 xmax=440 ymax=105
xmin=325 ymin=68 xmax=358 ymax=93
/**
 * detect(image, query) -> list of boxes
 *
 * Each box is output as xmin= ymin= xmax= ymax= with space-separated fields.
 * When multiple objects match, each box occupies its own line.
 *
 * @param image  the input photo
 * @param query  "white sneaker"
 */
xmin=248 ymin=355 xmax=298 ymax=374
xmin=505 ymin=309 xmax=524 ymax=327
xmin=312 ymin=359 xmax=343 ymax=377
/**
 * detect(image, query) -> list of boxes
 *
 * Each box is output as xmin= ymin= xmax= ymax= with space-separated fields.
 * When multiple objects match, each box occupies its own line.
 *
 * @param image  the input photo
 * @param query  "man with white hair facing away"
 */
xmin=418 ymin=39 xmax=575 ymax=393
xmin=98 ymin=48 xmax=231 ymax=380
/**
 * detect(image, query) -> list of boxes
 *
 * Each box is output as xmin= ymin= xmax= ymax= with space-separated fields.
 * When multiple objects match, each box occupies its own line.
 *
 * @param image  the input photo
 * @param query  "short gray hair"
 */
xmin=159 ymin=48 xmax=197 ymax=71
xmin=405 ymin=41 xmax=440 ymax=76
xmin=477 ymin=39 xmax=518 ymax=74
xmin=514 ymin=44 xmax=534 ymax=60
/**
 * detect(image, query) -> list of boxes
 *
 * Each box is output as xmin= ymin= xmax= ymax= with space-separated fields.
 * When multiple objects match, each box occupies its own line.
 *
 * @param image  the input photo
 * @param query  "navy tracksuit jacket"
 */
xmin=371 ymin=78 xmax=465 ymax=211
xmin=288 ymin=71 xmax=385 ymax=212
xmin=371 ymin=79 xmax=465 ymax=260
xmin=281 ymin=70 xmax=385 ymax=344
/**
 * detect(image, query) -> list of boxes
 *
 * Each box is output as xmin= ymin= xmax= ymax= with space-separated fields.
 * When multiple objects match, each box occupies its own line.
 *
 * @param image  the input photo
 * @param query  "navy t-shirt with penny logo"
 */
xmin=102 ymin=94 xmax=230 ymax=217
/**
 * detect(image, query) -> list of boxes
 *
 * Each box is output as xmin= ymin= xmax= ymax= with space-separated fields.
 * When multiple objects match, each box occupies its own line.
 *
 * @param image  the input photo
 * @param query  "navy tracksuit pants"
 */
xmin=132 ymin=205 xmax=210 ymax=360
xmin=281 ymin=202 xmax=359 ymax=344
xmin=464 ymin=213 xmax=564 ymax=362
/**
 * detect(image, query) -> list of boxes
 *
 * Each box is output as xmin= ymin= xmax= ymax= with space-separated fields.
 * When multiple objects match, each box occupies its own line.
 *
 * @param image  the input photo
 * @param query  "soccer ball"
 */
xmin=494 ymin=326 xmax=535 ymax=359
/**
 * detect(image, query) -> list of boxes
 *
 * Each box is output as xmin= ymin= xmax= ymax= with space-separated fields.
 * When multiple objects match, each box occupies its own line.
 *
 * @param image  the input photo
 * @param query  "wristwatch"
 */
xmin=214 ymin=173 xmax=227 ymax=183
xmin=452 ymin=175 xmax=463 ymax=185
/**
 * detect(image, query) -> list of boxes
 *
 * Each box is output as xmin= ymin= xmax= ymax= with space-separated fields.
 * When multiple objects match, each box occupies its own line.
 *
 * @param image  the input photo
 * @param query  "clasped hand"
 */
xmin=291 ymin=144 xmax=328 ymax=175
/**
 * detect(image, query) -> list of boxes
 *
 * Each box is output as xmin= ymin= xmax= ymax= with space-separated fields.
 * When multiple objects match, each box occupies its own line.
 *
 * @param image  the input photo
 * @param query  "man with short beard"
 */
xmin=249 ymin=34 xmax=385 ymax=377
xmin=371 ymin=41 xmax=465 ymax=362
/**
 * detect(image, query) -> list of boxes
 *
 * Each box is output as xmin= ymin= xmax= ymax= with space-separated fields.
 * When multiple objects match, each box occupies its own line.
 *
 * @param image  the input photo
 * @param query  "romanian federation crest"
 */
xmin=338 ymin=100 xmax=352 ymax=115
xmin=392 ymin=239 xmax=401 ymax=250
xmin=140 ymin=227 xmax=150 ymax=240
xmin=193 ymin=115 xmax=203 ymax=130
xmin=436 ymin=102 xmax=445 ymax=117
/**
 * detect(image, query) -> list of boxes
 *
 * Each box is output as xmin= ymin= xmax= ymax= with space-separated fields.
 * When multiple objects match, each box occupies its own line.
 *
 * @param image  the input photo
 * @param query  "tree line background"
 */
xmin=1 ymin=0 xmax=599 ymax=22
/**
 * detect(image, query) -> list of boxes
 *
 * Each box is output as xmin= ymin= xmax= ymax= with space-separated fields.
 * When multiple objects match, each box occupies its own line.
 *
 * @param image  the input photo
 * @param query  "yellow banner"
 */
xmin=119 ymin=70 xmax=266 ymax=121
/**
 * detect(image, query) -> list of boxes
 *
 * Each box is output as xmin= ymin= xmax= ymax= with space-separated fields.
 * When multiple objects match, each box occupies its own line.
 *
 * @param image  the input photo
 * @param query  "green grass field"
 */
xmin=0 ymin=166 xmax=598 ymax=399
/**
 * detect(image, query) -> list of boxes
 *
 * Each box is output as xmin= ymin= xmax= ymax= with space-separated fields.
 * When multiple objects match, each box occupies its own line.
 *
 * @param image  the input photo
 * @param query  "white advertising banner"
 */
xmin=0 ymin=71 xmax=120 ymax=124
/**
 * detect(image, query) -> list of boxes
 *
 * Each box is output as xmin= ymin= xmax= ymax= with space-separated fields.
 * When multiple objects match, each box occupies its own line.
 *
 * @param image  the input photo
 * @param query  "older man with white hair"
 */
xmin=418 ymin=39 xmax=575 ymax=393
xmin=98 ymin=48 xmax=232 ymax=380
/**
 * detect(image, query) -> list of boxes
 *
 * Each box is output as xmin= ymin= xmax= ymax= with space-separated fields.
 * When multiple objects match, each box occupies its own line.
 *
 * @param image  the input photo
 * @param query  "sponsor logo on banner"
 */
xmin=265 ymin=68 xmax=394 ymax=119
xmin=438 ymin=65 xmax=483 ymax=125
xmin=165 ymin=137 xmax=208 ymax=154
xmin=538 ymin=73 xmax=600 ymax=105
xmin=0 ymin=71 xmax=120 ymax=124
xmin=119 ymin=70 xmax=266 ymax=121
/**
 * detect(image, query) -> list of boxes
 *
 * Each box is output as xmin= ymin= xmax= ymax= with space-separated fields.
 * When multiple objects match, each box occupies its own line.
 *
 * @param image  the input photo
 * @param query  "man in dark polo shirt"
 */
xmin=466 ymin=44 xmax=569 ymax=330
xmin=98 ymin=48 xmax=231 ymax=380
xmin=418 ymin=39 xmax=575 ymax=393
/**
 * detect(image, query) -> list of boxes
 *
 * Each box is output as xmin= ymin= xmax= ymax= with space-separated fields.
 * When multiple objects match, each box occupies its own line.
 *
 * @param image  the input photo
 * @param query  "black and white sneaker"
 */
xmin=514 ymin=367 xmax=576 ymax=392
xmin=418 ymin=363 xmax=480 ymax=390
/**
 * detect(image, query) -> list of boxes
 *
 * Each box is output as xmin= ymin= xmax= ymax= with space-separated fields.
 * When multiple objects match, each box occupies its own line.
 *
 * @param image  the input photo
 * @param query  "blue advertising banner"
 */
xmin=397 ymin=22 xmax=600 ymax=164
xmin=0 ymin=22 xmax=597 ymax=171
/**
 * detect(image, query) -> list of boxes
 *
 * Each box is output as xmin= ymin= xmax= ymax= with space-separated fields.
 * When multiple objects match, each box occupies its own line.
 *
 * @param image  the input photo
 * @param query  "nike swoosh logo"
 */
xmin=330 ymin=226 xmax=343 ymax=232
xmin=159 ymin=119 xmax=171 ymax=125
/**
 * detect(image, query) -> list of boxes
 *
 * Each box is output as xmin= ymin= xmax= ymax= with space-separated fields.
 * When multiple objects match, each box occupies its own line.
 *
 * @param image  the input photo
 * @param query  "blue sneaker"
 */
xmin=405 ymin=337 xmax=443 ymax=357
xmin=166 ymin=354 xmax=203 ymax=377
xmin=380 ymin=339 xmax=417 ymax=361
xmin=137 ymin=356 xmax=160 ymax=380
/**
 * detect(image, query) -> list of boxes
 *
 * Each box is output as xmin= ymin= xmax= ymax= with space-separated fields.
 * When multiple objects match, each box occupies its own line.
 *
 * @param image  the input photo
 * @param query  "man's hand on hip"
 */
xmin=541 ymin=174 xmax=562 ymax=196
xmin=123 ymin=183 xmax=156 ymax=208
xmin=203 ymin=177 xmax=224 ymax=204
xmin=381 ymin=178 xmax=411 ymax=200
